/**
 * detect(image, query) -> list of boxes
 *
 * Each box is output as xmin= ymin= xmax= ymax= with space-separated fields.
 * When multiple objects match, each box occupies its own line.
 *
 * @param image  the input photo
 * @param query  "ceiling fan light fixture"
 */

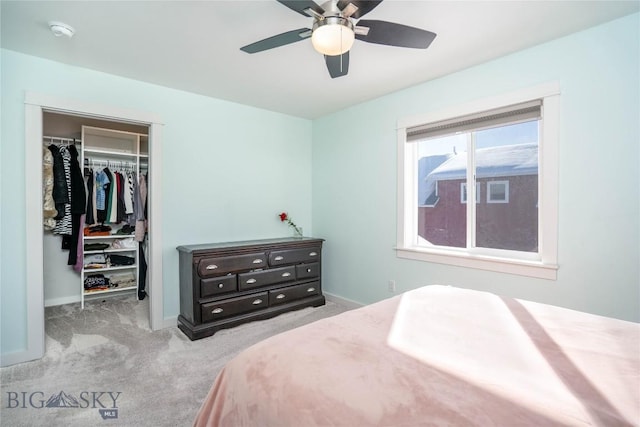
xmin=311 ymin=17 xmax=354 ymax=56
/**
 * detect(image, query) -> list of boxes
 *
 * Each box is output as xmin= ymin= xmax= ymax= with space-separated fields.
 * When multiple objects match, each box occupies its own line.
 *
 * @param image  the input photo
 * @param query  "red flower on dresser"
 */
xmin=278 ymin=212 xmax=303 ymax=237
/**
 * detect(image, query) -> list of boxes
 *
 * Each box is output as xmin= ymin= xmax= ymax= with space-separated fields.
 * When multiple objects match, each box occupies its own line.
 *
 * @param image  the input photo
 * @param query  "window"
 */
xmin=487 ymin=181 xmax=509 ymax=203
xmin=396 ymin=83 xmax=559 ymax=279
xmin=461 ymin=183 xmax=480 ymax=204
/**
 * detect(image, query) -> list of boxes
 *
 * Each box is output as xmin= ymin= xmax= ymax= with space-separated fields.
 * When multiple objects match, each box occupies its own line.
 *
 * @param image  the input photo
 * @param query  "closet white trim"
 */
xmin=44 ymin=295 xmax=82 ymax=307
xmin=14 ymin=91 xmax=164 ymax=367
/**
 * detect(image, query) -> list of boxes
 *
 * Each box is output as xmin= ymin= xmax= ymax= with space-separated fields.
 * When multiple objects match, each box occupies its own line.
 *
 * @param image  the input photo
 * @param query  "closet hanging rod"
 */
xmin=43 ymin=135 xmax=81 ymax=145
xmin=86 ymin=158 xmax=136 ymax=166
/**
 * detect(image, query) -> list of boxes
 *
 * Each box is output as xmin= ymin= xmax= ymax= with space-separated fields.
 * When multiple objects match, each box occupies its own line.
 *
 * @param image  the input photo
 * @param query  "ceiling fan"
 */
xmin=240 ymin=0 xmax=437 ymax=78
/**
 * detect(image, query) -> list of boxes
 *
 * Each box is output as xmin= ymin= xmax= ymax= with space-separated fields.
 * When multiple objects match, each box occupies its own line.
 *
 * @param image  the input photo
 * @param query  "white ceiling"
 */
xmin=2 ymin=1 xmax=638 ymax=119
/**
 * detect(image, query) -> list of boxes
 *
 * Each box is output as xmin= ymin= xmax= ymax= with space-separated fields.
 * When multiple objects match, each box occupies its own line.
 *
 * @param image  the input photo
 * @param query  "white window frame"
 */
xmin=396 ymin=83 xmax=559 ymax=280
xmin=461 ymin=182 xmax=481 ymax=204
xmin=487 ymin=180 xmax=509 ymax=203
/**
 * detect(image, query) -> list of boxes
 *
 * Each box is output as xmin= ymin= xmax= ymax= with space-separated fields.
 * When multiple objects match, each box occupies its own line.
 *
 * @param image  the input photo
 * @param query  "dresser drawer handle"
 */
xmin=306 ymin=268 xmax=312 ymax=273
xmin=276 ymin=294 xmax=286 ymax=299
xmin=274 ymin=256 xmax=284 ymax=261
xmin=212 ymin=308 xmax=223 ymax=314
xmin=252 ymin=299 xmax=263 ymax=305
xmin=246 ymin=278 xmax=257 ymax=284
xmin=281 ymin=272 xmax=291 ymax=278
xmin=217 ymin=283 xmax=224 ymax=289
xmin=252 ymin=259 xmax=263 ymax=264
xmin=206 ymin=264 xmax=218 ymax=270
xmin=309 ymin=252 xmax=317 ymax=257
xmin=307 ymin=287 xmax=316 ymax=292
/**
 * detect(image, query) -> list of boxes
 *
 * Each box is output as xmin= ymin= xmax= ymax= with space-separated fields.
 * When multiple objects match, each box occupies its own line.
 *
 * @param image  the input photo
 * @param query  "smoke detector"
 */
xmin=48 ymin=21 xmax=75 ymax=38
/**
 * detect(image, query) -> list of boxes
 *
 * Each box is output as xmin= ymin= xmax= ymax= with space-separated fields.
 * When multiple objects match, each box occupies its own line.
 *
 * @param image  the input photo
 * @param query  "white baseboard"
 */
xmin=324 ymin=292 xmax=364 ymax=310
xmin=44 ymin=295 xmax=81 ymax=307
xmin=45 ymin=289 xmax=138 ymax=307
xmin=0 ymin=348 xmax=40 ymax=367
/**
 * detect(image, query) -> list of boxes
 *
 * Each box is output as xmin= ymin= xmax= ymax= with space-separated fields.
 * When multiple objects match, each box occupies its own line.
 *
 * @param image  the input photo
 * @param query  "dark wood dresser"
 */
xmin=176 ymin=237 xmax=325 ymax=340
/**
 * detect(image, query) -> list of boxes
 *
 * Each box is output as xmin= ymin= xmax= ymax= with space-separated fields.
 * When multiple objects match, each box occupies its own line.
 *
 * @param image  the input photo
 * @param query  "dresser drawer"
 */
xmin=269 ymin=282 xmax=320 ymax=306
xmin=197 ymin=253 xmax=267 ymax=277
xmin=200 ymin=275 xmax=237 ymax=298
xmin=269 ymin=247 xmax=321 ymax=266
xmin=296 ymin=262 xmax=319 ymax=279
xmin=238 ymin=266 xmax=296 ymax=291
xmin=201 ymin=292 xmax=268 ymax=322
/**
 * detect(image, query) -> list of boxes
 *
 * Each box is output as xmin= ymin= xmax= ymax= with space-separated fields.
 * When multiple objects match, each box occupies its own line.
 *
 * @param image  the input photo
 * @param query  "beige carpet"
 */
xmin=0 ymin=294 xmax=350 ymax=426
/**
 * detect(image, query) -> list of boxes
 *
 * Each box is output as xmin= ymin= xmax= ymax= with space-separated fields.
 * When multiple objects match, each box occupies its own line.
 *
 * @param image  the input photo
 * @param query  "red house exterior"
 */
xmin=418 ymin=143 xmax=538 ymax=252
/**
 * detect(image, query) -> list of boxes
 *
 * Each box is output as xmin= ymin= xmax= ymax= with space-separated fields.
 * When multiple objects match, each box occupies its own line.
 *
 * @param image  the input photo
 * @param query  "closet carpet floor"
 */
xmin=0 ymin=294 xmax=351 ymax=426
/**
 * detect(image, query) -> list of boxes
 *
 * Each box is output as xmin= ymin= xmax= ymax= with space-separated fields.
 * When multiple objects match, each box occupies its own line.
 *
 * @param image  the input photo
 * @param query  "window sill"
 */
xmin=395 ymin=247 xmax=558 ymax=280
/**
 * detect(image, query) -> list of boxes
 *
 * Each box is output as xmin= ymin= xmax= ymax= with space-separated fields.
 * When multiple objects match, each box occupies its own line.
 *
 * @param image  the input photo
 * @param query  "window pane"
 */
xmin=487 ymin=181 xmax=508 ymax=203
xmin=417 ymin=134 xmax=467 ymax=248
xmin=475 ymin=120 xmax=538 ymax=252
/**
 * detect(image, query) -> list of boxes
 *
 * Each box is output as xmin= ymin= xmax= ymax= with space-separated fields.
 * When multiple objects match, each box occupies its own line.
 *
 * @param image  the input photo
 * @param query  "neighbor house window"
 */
xmin=396 ymin=83 xmax=559 ymax=279
xmin=487 ymin=181 xmax=509 ymax=203
xmin=461 ymin=183 xmax=481 ymax=204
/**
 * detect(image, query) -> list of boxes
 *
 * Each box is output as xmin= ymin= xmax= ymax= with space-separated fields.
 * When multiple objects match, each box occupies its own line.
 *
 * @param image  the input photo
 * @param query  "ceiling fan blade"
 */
xmin=277 ymin=0 xmax=325 ymax=17
xmin=337 ymin=0 xmax=383 ymax=19
xmin=241 ymin=28 xmax=312 ymax=54
xmin=325 ymin=52 xmax=350 ymax=78
xmin=355 ymin=20 xmax=436 ymax=49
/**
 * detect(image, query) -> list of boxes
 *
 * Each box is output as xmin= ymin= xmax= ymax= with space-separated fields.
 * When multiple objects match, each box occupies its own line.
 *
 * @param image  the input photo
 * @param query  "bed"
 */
xmin=194 ymin=285 xmax=640 ymax=426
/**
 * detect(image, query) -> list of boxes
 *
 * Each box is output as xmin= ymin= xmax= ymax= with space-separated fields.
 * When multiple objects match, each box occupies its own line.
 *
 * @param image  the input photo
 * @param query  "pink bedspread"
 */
xmin=194 ymin=285 xmax=640 ymax=426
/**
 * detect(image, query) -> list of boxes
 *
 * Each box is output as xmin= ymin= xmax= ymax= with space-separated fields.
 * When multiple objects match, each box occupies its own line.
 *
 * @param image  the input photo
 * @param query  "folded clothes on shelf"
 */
xmin=84 ymin=274 xmax=110 ymax=290
xmin=84 ymin=242 xmax=110 ymax=251
xmin=84 ymin=225 xmax=112 ymax=236
xmin=109 ymin=272 xmax=135 ymax=283
xmin=115 ymin=224 xmax=135 ymax=235
xmin=109 ymin=254 xmax=135 ymax=266
xmin=84 ymin=254 xmax=107 ymax=268
xmin=111 ymin=237 xmax=136 ymax=249
xmin=109 ymin=272 xmax=136 ymax=288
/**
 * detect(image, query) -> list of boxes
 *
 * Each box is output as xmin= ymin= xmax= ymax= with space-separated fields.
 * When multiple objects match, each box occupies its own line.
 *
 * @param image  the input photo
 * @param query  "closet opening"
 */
xmin=15 ymin=92 xmax=164 ymax=367
xmin=43 ymin=112 xmax=150 ymax=317
xmin=41 ymin=111 xmax=154 ymax=342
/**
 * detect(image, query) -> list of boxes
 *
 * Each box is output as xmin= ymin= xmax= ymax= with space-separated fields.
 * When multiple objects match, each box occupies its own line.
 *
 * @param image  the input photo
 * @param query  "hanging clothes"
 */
xmin=125 ymin=171 xmax=136 ymax=226
xmin=43 ymin=147 xmax=58 ymax=230
xmin=52 ymin=146 xmax=72 ymax=236
xmin=96 ymin=168 xmax=112 ymax=223
xmin=67 ymin=146 xmax=85 ymax=265
xmin=68 ymin=145 xmax=86 ymax=215
xmin=144 ymin=172 xmax=148 ymax=219
xmin=73 ymin=214 xmax=86 ymax=273
xmin=134 ymin=173 xmax=147 ymax=242
xmin=92 ymin=170 xmax=98 ymax=226
xmin=116 ymin=171 xmax=126 ymax=223
xmin=82 ymin=161 xmax=136 ymax=226
xmin=138 ymin=242 xmax=147 ymax=300
xmin=84 ymin=168 xmax=95 ymax=225
xmin=124 ymin=171 xmax=134 ymax=215
xmin=107 ymin=168 xmax=118 ymax=224
xmin=108 ymin=171 xmax=118 ymax=224
xmin=48 ymin=144 xmax=68 ymax=221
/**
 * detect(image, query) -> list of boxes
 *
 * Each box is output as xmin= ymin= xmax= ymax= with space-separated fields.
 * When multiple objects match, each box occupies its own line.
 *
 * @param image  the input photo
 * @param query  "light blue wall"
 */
xmin=312 ymin=13 xmax=640 ymax=322
xmin=2 ymin=13 xmax=639 ymax=360
xmin=0 ymin=49 xmax=312 ymax=354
